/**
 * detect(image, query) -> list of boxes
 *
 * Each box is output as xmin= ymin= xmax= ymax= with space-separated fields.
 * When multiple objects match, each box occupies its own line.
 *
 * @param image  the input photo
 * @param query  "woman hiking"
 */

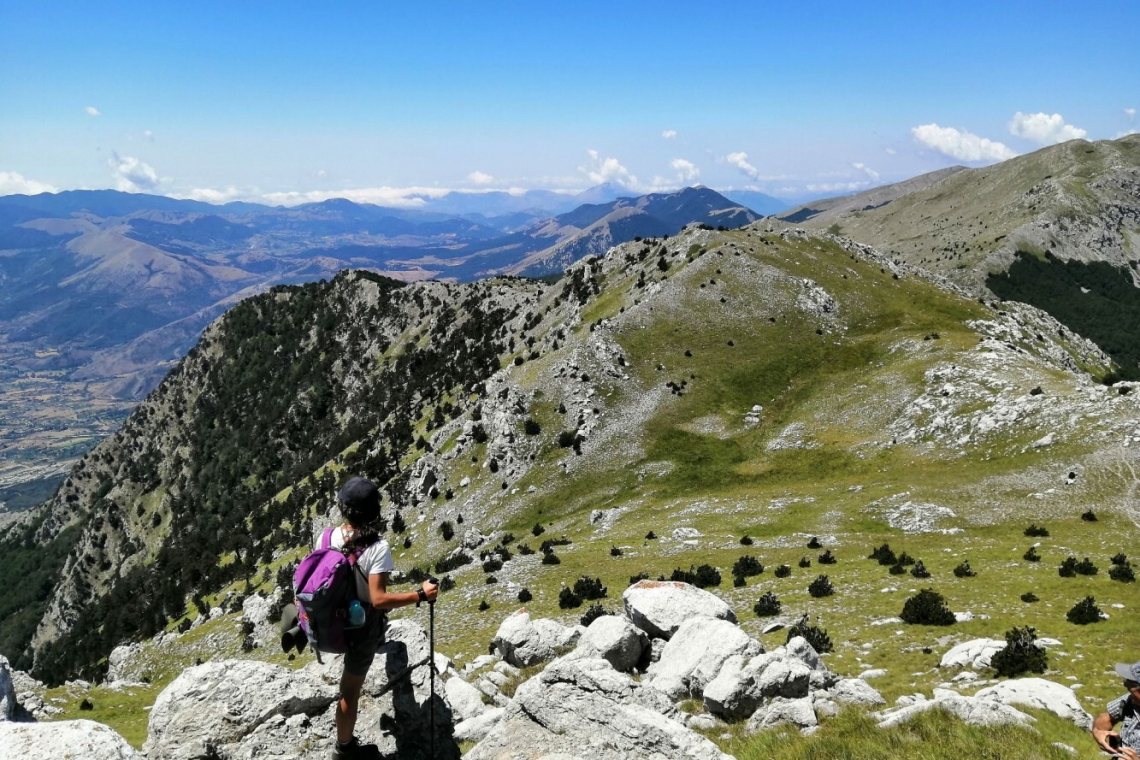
xmin=285 ymin=476 xmax=438 ymax=759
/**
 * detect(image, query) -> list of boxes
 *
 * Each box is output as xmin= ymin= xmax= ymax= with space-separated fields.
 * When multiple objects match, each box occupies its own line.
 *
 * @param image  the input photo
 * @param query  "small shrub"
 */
xmin=628 ymin=572 xmax=650 ymax=586
xmin=79 ymin=698 xmax=93 ymax=711
xmin=532 ymin=522 xmax=545 ymax=537
xmin=732 ymin=555 xmax=764 ymax=577
xmin=1081 ymin=510 xmax=1098 ymax=522
xmin=558 ymin=587 xmax=582 ymax=609
xmin=774 ymin=564 xmax=791 ymax=578
xmin=889 ymin=563 xmax=906 ymax=575
xmin=753 ymin=592 xmax=781 ymax=617
xmin=818 ymin=550 xmax=837 ymax=565
xmin=485 ymin=575 xmax=498 ymax=584
xmin=478 ymin=599 xmax=490 ymax=612
xmin=557 ymin=430 xmax=578 ymax=448
xmin=434 ymin=552 xmax=472 ymax=574
xmin=439 ymin=521 xmax=455 ymax=541
xmin=808 ymin=575 xmax=834 ymax=598
xmin=1111 ymin=552 xmax=1128 ymax=566
xmin=910 ymin=560 xmax=931 ymax=579
xmin=541 ymin=552 xmax=561 ymax=565
xmin=1109 ymin=562 xmax=1136 ymax=582
xmin=517 ymin=587 xmax=533 ymax=603
xmin=482 ymin=558 xmax=503 ymax=573
xmin=523 ymin=418 xmax=541 ymax=436
xmin=276 ymin=561 xmax=298 ymax=591
xmin=807 ymin=537 xmax=822 ymax=549
xmin=1023 ymin=547 xmax=1041 ymax=562
xmin=403 ymin=536 xmax=413 ymax=549
xmin=580 ymin=603 xmax=611 ymax=627
xmin=693 ymin=564 xmax=722 ymax=588
xmin=1024 ymin=524 xmax=1049 ymax=537
xmin=1075 ymin=557 xmax=1099 ymax=576
xmin=787 ymin=614 xmax=833 ymax=654
xmin=500 ymin=532 xmax=515 ymax=546
xmin=516 ymin=543 xmax=535 ymax=555
xmin=573 ymin=576 xmax=607 ymax=600
xmin=177 ymin=618 xmax=193 ymax=633
xmin=990 ymin=626 xmax=1048 ymax=677
xmin=610 ymin=545 xmax=623 ymax=557
xmin=895 ymin=552 xmax=915 ymax=566
xmin=390 ymin=512 xmax=407 ymax=534
xmin=953 ymin=560 xmax=976 ymax=578
xmin=869 ymin=543 xmax=897 ymax=566
xmin=733 ymin=575 xmax=746 ymax=587
xmin=1058 ymin=556 xmax=1078 ymax=577
xmin=472 ymin=425 xmax=489 ymax=444
xmin=1021 ymin=592 xmax=1039 ymax=603
xmin=900 ymin=588 xmax=955 ymax=625
xmin=740 ymin=535 xmax=754 ymax=546
xmin=495 ymin=545 xmax=512 ymax=562
xmin=1066 ymin=596 xmax=1103 ymax=625
xmin=645 ymin=530 xmax=658 ymax=540
xmin=798 ymin=556 xmax=812 ymax=568
xmin=439 ymin=576 xmax=456 ymax=592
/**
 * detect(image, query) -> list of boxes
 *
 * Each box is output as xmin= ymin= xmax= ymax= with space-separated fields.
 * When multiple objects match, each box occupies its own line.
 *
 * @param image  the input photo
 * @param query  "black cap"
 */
xmin=338 ymin=477 xmax=380 ymax=525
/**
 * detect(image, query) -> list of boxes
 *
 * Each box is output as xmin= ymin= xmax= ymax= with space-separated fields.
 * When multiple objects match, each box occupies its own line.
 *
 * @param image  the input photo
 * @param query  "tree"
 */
xmin=900 ymin=589 xmax=955 ymax=625
xmin=808 ymin=575 xmax=834 ymax=598
xmin=990 ymin=626 xmax=1048 ymax=678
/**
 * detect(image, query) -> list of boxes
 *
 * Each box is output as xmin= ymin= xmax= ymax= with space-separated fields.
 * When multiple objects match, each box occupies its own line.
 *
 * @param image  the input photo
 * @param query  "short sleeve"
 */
xmin=361 ymin=540 xmax=396 ymax=576
xmin=1108 ymin=694 xmax=1129 ymax=722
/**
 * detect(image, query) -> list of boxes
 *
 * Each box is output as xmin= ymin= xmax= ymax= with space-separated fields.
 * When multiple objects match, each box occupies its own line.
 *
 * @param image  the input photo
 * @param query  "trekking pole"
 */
xmin=427 ymin=576 xmax=438 ymax=760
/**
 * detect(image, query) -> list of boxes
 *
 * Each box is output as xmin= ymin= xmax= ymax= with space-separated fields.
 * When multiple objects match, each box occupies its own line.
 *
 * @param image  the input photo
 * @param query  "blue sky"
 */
xmin=1 ymin=0 xmax=1137 ymax=206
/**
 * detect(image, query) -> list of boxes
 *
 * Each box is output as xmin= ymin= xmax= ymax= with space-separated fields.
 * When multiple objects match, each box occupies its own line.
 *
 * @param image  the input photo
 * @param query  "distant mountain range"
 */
xmin=0 ymin=184 xmax=761 ymax=492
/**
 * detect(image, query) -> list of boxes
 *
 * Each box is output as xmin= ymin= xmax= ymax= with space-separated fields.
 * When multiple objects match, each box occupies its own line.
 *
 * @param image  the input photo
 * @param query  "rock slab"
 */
xmin=0 ymin=719 xmax=143 ymax=759
xmin=569 ymin=615 xmax=649 ymax=672
xmin=623 ymin=580 xmax=737 ymax=639
xmin=647 ymin=616 xmax=763 ymax=700
xmin=975 ymin=678 xmax=1093 ymax=730
xmin=490 ymin=609 xmax=579 ymax=668
xmin=465 ymin=657 xmax=730 ymax=760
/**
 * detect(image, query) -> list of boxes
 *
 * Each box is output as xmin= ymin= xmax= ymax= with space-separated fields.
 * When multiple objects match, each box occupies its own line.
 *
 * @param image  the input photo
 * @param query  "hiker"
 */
xmin=283 ymin=476 xmax=438 ymax=759
xmin=1092 ymin=660 xmax=1140 ymax=759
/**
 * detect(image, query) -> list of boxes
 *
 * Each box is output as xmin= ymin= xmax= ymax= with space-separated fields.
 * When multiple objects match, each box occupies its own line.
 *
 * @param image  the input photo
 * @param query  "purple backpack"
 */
xmin=293 ymin=527 xmax=368 ymax=659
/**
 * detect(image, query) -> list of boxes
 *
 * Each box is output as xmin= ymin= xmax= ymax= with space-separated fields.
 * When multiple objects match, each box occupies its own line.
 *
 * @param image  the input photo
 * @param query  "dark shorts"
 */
xmin=343 ymin=611 xmax=385 ymax=677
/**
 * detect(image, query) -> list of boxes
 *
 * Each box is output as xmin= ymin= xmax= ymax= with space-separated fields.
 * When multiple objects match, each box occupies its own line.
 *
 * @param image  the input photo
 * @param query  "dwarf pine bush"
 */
xmin=733 ymin=575 xmax=747 ymax=587
xmin=818 ymin=550 xmax=837 ymax=565
xmin=482 ymin=558 xmax=503 ymax=573
xmin=990 ymin=626 xmax=1048 ymax=678
xmin=517 ymin=588 xmax=532 ymax=603
xmin=541 ymin=552 xmax=561 ymax=565
xmin=478 ymin=600 xmax=490 ymax=611
xmin=516 ymin=543 xmax=535 ymax=555
xmin=808 ymin=575 xmax=834 ymax=598
xmin=1066 ymin=596 xmax=1102 ymax=625
xmin=573 ymin=575 xmax=607 ymax=600
xmin=1024 ymin=524 xmax=1049 ymax=537
xmin=628 ymin=572 xmax=650 ymax=586
xmin=1109 ymin=562 xmax=1136 ymax=582
xmin=869 ymin=543 xmax=897 ymax=566
xmin=610 ymin=545 xmax=622 ymax=557
xmin=439 ymin=521 xmax=455 ymax=541
xmin=754 ymin=592 xmax=781 ymax=617
xmin=911 ymin=560 xmax=931 ymax=578
xmin=787 ymin=614 xmax=833 ymax=654
xmin=558 ymin=587 xmax=582 ymax=609
xmin=798 ymin=556 xmax=812 ymax=568
xmin=1058 ymin=557 xmax=1078 ymax=577
xmin=1075 ymin=557 xmax=1099 ymax=576
xmin=580 ymin=603 xmax=611 ymax=627
xmin=1023 ymin=547 xmax=1040 ymax=562
xmin=807 ymin=537 xmax=822 ymax=549
xmin=889 ymin=563 xmax=906 ymax=575
xmin=1111 ymin=552 xmax=1128 ymax=566
xmin=1021 ymin=592 xmax=1039 ymax=603
xmin=740 ymin=535 xmax=754 ymax=546
xmin=733 ymin=555 xmax=764 ymax=577
xmin=1081 ymin=510 xmax=1098 ymax=522
xmin=896 ymin=552 xmax=915 ymax=566
xmin=953 ymin=560 xmax=976 ymax=578
xmin=901 ymin=589 xmax=955 ymax=625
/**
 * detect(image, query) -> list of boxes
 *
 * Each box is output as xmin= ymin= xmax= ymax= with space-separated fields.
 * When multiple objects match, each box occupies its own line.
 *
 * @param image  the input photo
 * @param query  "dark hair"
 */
xmin=338 ymin=477 xmax=384 ymax=554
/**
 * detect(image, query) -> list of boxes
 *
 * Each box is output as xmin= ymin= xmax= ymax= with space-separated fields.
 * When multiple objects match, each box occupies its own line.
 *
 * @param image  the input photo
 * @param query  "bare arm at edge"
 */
xmin=368 ymin=572 xmax=437 ymax=610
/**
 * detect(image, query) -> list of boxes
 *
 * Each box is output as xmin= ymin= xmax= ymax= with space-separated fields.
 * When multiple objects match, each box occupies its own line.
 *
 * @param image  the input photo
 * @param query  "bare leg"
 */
xmin=336 ymin=671 xmax=367 ymax=744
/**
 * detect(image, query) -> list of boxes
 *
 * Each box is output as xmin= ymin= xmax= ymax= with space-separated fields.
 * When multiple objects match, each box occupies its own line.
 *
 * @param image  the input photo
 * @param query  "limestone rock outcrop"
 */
xmin=975 ymin=678 xmax=1092 ymax=730
xmin=465 ymin=656 xmax=730 ymax=760
xmin=647 ymin=616 xmax=762 ymax=700
xmin=0 ymin=719 xmax=143 ymax=759
xmin=622 ymin=580 xmax=736 ymax=639
xmin=567 ymin=614 xmax=649 ymax=672
xmin=490 ymin=608 xmax=580 ymax=667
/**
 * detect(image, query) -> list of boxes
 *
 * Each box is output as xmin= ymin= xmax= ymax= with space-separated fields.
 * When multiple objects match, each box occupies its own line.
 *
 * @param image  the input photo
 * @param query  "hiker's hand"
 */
xmin=422 ymin=581 xmax=439 ymax=602
xmin=1119 ymin=746 xmax=1140 ymax=760
xmin=1094 ymin=728 xmax=1123 ymax=755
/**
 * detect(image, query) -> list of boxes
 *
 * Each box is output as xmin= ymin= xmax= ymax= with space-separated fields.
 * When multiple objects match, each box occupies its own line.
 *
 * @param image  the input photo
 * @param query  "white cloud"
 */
xmin=143 ymin=129 xmax=154 ymax=141
xmin=725 ymin=151 xmax=761 ymax=180
xmin=579 ymin=149 xmax=638 ymax=189
xmin=108 ymin=152 xmax=161 ymax=192
xmin=260 ymin=185 xmax=454 ymax=208
xmin=884 ymin=147 xmax=897 ymax=155
xmin=467 ymin=170 xmax=495 ymax=185
xmin=806 ymin=181 xmax=871 ymax=194
xmin=1007 ymin=112 xmax=1087 ymax=144
xmin=315 ymin=169 xmax=327 ymax=177
xmin=670 ymin=158 xmax=699 ymax=183
xmin=0 ymin=171 xmax=58 ymax=195
xmin=85 ymin=106 xmax=101 ymax=117
xmin=852 ymin=162 xmax=880 ymax=181
xmin=1126 ymin=108 xmax=1137 ymax=118
xmin=911 ymin=124 xmax=1017 ymax=162
xmin=177 ymin=187 xmax=245 ymax=204
xmin=661 ymin=129 xmax=677 ymax=139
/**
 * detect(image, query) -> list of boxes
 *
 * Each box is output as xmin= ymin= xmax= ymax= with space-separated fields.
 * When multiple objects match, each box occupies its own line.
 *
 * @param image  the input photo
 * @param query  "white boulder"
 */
xmin=747 ymin=696 xmax=818 ymax=731
xmin=830 ymin=678 xmax=886 ymax=706
xmin=465 ymin=657 xmax=730 ymax=760
xmin=453 ymin=707 xmax=505 ymax=743
xmin=647 ymin=617 xmax=763 ymax=700
xmin=0 ymin=719 xmax=142 ymax=759
xmin=974 ymin=678 xmax=1092 ymax=730
xmin=569 ymin=615 xmax=649 ymax=672
xmin=939 ymin=638 xmax=1005 ymax=669
xmin=876 ymin=694 xmax=1035 ymax=729
xmin=623 ymin=580 xmax=737 ymax=640
xmin=445 ymin=676 xmax=488 ymax=723
xmin=491 ymin=609 xmax=580 ymax=668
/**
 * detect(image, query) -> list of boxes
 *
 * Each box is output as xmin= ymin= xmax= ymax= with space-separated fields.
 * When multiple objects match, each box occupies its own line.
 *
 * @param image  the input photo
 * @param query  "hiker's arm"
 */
xmin=368 ymin=572 xmax=438 ymax=610
xmin=1092 ymin=711 xmax=1124 ymax=755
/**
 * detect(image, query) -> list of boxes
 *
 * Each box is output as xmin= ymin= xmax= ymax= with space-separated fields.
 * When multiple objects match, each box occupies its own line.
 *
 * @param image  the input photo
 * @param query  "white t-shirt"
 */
xmin=319 ymin=526 xmax=396 ymax=601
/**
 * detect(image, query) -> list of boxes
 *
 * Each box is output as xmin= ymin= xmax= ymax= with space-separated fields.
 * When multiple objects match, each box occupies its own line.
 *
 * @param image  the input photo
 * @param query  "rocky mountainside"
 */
xmin=794 ymin=135 xmax=1140 ymax=375
xmin=4 ymin=200 xmax=1139 ymax=702
xmin=0 ymin=185 xmax=756 ymax=504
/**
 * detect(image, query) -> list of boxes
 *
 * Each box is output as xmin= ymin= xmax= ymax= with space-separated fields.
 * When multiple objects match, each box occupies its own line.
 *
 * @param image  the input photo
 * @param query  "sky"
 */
xmin=1 ymin=0 xmax=1137 ymax=207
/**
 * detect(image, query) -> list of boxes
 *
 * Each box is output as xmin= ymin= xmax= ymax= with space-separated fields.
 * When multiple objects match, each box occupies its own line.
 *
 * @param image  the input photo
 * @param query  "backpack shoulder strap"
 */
xmin=319 ymin=527 xmax=335 ymax=550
